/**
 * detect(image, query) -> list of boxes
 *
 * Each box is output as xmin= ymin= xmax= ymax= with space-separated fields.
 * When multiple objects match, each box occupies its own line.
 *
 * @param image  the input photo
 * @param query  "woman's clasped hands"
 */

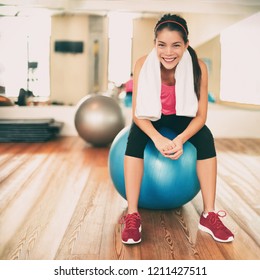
xmin=153 ymin=134 xmax=183 ymax=160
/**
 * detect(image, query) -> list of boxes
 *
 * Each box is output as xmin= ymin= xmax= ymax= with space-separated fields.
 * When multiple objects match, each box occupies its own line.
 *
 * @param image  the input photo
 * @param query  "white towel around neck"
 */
xmin=135 ymin=48 xmax=198 ymax=121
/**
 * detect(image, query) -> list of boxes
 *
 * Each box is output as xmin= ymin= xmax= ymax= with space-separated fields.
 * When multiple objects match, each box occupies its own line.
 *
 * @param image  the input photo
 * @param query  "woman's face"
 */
xmin=155 ymin=28 xmax=188 ymax=70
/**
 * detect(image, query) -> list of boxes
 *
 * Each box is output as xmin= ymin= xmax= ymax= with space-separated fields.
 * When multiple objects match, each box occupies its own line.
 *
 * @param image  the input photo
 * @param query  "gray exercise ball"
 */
xmin=74 ymin=94 xmax=125 ymax=146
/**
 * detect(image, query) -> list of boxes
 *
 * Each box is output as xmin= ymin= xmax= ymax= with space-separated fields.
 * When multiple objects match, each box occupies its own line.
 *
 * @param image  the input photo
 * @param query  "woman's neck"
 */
xmin=160 ymin=65 xmax=176 ymax=86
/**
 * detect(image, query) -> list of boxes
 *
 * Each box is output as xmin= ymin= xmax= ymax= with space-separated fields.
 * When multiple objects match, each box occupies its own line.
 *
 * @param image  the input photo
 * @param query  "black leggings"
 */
xmin=125 ymin=114 xmax=216 ymax=160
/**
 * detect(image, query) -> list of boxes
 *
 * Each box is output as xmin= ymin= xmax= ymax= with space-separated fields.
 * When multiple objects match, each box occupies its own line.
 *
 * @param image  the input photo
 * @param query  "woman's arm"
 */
xmin=132 ymin=56 xmax=173 ymax=152
xmin=165 ymin=59 xmax=209 ymax=159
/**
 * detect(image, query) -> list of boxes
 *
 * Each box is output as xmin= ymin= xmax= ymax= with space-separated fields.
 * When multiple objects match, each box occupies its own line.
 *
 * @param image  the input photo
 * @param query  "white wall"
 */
xmin=206 ymin=103 xmax=260 ymax=138
xmin=1 ymin=104 xmax=260 ymax=138
xmin=220 ymin=12 xmax=260 ymax=105
xmin=0 ymin=106 xmax=78 ymax=136
xmin=183 ymin=13 xmax=247 ymax=48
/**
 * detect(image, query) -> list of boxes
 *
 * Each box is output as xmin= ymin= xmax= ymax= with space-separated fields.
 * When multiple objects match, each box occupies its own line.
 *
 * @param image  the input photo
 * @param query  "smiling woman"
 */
xmin=120 ymin=13 xmax=234 ymax=245
xmin=154 ymin=15 xmax=202 ymax=99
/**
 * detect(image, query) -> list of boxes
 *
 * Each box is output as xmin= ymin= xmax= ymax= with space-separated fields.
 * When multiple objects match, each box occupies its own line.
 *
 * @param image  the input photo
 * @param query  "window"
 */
xmin=0 ymin=16 xmax=51 ymax=98
xmin=108 ymin=12 xmax=134 ymax=87
xmin=220 ymin=12 xmax=260 ymax=105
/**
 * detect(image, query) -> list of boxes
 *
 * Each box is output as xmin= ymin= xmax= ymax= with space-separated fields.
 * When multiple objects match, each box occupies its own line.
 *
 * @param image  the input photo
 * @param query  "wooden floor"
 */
xmin=0 ymin=136 xmax=259 ymax=260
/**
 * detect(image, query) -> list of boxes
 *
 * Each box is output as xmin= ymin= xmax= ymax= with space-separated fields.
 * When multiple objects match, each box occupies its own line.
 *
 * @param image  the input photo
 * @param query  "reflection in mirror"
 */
xmin=1 ymin=11 xmax=259 ymax=109
xmin=0 ymin=16 xmax=51 ymax=105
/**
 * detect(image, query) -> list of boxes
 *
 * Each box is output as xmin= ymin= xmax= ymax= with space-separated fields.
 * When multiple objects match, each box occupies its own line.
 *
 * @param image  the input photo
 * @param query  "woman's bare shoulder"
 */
xmin=198 ymin=59 xmax=207 ymax=72
xmin=198 ymin=59 xmax=208 ymax=78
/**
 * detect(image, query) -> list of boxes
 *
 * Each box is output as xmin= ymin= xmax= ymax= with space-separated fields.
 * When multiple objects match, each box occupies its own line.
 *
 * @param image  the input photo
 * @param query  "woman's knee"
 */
xmin=125 ymin=123 xmax=149 ymax=158
xmin=190 ymin=126 xmax=216 ymax=160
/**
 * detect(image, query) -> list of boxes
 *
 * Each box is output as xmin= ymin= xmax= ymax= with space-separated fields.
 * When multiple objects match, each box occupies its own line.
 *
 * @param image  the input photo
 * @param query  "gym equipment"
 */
xmin=108 ymin=126 xmax=200 ymax=209
xmin=0 ymin=119 xmax=63 ymax=142
xmin=75 ymin=94 xmax=125 ymax=146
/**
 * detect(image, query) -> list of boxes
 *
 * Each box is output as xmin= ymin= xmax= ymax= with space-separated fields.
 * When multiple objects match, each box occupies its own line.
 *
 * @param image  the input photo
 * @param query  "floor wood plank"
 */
xmin=0 ymin=136 xmax=259 ymax=260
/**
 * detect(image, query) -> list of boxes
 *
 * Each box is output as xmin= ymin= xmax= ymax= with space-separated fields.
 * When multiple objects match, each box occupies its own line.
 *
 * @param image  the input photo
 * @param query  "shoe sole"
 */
xmin=198 ymin=224 xmax=234 ymax=243
xmin=122 ymin=238 xmax=141 ymax=245
xmin=122 ymin=226 xmax=142 ymax=245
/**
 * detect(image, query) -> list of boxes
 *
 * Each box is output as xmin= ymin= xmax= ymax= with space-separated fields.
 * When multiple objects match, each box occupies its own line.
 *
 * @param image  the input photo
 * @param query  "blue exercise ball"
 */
xmin=108 ymin=126 xmax=200 ymax=210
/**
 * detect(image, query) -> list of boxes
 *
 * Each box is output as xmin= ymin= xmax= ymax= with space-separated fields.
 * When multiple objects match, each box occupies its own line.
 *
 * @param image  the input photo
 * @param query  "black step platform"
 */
xmin=0 ymin=118 xmax=64 ymax=142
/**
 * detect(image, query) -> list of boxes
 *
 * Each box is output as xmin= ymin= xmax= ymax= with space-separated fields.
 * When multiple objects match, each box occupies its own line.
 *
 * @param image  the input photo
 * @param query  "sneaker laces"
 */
xmin=119 ymin=213 xmax=140 ymax=229
xmin=209 ymin=210 xmax=229 ymax=231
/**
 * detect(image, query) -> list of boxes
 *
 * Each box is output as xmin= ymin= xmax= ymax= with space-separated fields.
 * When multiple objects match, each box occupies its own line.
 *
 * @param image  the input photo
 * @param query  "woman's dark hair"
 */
xmin=154 ymin=14 xmax=201 ymax=100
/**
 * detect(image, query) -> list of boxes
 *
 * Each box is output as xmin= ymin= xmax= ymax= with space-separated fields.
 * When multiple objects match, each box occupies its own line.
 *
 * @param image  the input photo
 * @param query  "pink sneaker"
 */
xmin=199 ymin=210 xmax=234 ymax=242
xmin=120 ymin=212 xmax=141 ymax=244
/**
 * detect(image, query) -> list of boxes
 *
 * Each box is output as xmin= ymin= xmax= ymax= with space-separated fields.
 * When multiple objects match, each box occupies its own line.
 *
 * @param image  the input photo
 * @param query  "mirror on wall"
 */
xmin=0 ymin=16 xmax=51 ymax=106
xmin=1 ymin=11 xmax=259 ymax=109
